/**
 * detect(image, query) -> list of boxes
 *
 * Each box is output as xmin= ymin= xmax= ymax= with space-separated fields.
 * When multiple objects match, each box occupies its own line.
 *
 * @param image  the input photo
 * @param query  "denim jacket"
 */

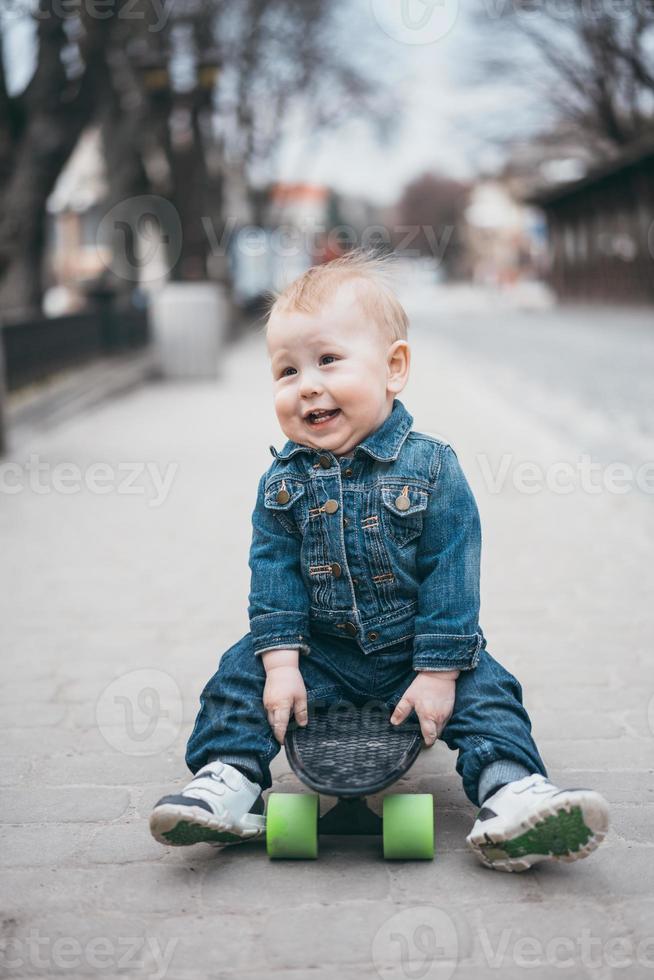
xmin=247 ymin=398 xmax=486 ymax=672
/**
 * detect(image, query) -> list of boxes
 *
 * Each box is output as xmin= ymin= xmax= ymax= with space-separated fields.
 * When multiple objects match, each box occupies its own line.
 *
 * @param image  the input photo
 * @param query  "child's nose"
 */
xmin=299 ymin=370 xmax=323 ymax=398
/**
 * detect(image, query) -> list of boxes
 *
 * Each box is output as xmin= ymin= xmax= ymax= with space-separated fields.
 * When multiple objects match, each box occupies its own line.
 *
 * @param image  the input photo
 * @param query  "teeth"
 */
xmin=309 ymin=410 xmax=336 ymax=421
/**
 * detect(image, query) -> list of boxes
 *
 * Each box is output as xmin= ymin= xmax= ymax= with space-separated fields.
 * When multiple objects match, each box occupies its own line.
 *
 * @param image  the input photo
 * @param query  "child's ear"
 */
xmin=386 ymin=340 xmax=410 ymax=394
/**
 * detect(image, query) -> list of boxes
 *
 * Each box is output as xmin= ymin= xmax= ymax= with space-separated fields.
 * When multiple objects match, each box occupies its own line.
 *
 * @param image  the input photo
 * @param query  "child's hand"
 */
xmin=262 ymin=655 xmax=309 ymax=744
xmin=390 ymin=670 xmax=460 ymax=746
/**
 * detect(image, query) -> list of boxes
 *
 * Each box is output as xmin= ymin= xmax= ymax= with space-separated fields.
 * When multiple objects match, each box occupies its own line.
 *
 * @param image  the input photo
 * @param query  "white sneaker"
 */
xmin=149 ymin=761 xmax=266 ymax=847
xmin=466 ymin=773 xmax=609 ymax=872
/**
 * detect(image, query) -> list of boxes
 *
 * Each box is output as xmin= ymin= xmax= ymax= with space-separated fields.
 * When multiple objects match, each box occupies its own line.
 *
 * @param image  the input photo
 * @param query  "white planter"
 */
xmin=151 ymin=282 xmax=228 ymax=379
xmin=0 ymin=338 xmax=6 ymax=454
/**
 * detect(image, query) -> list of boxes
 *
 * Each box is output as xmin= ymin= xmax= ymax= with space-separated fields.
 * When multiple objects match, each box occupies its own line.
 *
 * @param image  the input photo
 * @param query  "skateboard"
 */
xmin=266 ymin=701 xmax=434 ymax=860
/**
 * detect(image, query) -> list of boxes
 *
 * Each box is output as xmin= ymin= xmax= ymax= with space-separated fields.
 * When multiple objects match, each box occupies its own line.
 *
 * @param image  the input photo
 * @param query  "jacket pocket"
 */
xmin=264 ymin=479 xmax=306 ymax=535
xmin=380 ymin=486 xmax=429 ymax=547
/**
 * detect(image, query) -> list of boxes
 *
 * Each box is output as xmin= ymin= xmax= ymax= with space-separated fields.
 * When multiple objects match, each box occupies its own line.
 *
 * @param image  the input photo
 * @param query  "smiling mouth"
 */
xmin=305 ymin=408 xmax=341 ymax=427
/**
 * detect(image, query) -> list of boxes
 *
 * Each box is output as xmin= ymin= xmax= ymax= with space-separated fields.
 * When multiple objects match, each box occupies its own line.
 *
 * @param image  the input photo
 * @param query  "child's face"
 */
xmin=267 ymin=281 xmax=409 ymax=457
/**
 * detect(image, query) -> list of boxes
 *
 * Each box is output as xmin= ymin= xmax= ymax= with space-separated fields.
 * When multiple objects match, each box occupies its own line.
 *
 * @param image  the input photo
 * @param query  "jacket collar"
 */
xmin=269 ymin=398 xmax=414 ymax=464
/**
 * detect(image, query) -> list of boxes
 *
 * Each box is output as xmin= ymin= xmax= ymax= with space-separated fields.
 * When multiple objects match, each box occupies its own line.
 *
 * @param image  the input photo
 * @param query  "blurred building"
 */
xmin=228 ymin=182 xmax=324 ymax=307
xmin=44 ymin=127 xmax=110 ymax=316
xmin=526 ymin=136 xmax=654 ymax=304
xmin=267 ymin=183 xmax=330 ymax=230
xmin=228 ymin=181 xmax=387 ymax=308
xmin=463 ymin=180 xmax=547 ymax=288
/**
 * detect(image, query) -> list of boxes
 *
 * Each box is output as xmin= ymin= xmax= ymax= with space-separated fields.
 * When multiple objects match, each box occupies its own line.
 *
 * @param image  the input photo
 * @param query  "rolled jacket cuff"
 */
xmin=250 ymin=612 xmax=311 ymax=657
xmin=412 ymin=631 xmax=483 ymax=671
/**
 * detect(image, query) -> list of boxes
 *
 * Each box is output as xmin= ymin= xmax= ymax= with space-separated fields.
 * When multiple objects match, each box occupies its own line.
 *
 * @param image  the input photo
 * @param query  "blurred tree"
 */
xmin=0 ymin=0 xmax=116 ymax=320
xmin=394 ymin=173 xmax=471 ymax=280
xmin=214 ymin=0 xmax=391 ymax=219
xmin=474 ymin=1 xmax=654 ymax=156
xmin=0 ymin=0 xmax=393 ymax=319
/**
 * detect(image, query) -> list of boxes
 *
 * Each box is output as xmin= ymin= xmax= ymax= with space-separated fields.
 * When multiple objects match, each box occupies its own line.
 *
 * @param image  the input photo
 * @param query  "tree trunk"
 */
xmin=0 ymin=245 xmax=44 ymax=323
xmin=0 ymin=1 xmax=114 ymax=322
xmin=98 ymin=63 xmax=152 ymax=304
xmin=167 ymin=101 xmax=211 ymax=282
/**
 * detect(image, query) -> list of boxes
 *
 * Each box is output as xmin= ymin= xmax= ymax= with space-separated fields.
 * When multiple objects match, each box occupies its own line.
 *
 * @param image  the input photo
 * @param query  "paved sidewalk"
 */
xmin=1 ymin=305 xmax=653 ymax=979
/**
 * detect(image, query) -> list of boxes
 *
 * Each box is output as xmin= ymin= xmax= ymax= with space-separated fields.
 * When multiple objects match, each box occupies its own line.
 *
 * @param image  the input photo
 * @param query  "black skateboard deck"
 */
xmin=286 ymin=701 xmax=422 ymax=797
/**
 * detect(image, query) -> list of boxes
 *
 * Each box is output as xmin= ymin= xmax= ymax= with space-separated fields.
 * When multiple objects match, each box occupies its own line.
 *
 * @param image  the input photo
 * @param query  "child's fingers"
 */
xmin=390 ymin=697 xmax=412 ymax=726
xmin=419 ymin=718 xmax=438 ymax=746
xmin=294 ymin=697 xmax=309 ymax=727
xmin=270 ymin=703 xmax=291 ymax=743
xmin=416 ymin=702 xmax=439 ymax=746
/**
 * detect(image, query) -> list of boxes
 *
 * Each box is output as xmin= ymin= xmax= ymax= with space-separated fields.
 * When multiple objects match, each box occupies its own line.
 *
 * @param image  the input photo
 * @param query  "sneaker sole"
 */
xmin=467 ymin=790 xmax=609 ymax=872
xmin=149 ymin=803 xmax=266 ymax=847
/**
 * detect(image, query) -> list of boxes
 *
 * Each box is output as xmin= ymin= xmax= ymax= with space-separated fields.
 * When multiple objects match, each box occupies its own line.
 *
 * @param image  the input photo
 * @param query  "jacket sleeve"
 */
xmin=247 ymin=472 xmax=311 ymax=657
xmin=412 ymin=444 xmax=486 ymax=672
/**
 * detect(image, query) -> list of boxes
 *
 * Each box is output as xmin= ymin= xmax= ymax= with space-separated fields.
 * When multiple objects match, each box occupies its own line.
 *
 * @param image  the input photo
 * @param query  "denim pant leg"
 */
xmin=185 ymin=633 xmax=273 ymax=788
xmin=438 ymin=648 xmax=548 ymax=807
xmin=185 ymin=631 xmax=377 ymax=792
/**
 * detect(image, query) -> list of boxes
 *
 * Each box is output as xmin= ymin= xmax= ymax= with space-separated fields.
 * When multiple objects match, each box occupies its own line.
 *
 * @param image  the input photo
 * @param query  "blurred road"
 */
xmin=1 ymin=290 xmax=653 ymax=979
xmin=416 ymin=300 xmax=654 ymax=471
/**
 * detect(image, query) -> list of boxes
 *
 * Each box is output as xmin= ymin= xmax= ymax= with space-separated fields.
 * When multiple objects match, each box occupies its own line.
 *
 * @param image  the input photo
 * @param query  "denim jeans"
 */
xmin=185 ymin=632 xmax=547 ymax=807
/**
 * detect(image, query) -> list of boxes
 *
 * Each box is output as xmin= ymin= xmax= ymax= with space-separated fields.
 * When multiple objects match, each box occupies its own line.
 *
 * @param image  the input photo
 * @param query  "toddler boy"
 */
xmin=150 ymin=252 xmax=609 ymax=871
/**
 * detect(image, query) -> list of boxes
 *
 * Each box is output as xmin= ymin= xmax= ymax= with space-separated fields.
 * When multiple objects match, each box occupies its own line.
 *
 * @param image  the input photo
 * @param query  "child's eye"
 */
xmin=280 ymin=366 xmax=297 ymax=378
xmin=320 ymin=355 xmax=338 ymax=366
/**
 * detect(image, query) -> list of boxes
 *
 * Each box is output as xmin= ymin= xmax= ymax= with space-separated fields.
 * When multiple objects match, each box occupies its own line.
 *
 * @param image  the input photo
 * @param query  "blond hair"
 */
xmin=265 ymin=249 xmax=409 ymax=344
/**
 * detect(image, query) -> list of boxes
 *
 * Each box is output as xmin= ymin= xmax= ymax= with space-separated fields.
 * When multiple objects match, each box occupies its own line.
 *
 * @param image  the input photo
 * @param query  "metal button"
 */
xmin=344 ymin=467 xmax=353 ymax=477
xmin=368 ymin=631 xmax=379 ymax=641
xmin=331 ymin=562 xmax=342 ymax=578
xmin=276 ymin=488 xmax=290 ymax=504
xmin=318 ymin=454 xmax=331 ymax=469
xmin=351 ymin=577 xmax=358 ymax=586
xmin=395 ymin=494 xmax=410 ymax=511
xmin=343 ymin=517 xmax=349 ymax=527
xmin=323 ymin=499 xmax=339 ymax=514
xmin=344 ymin=622 xmax=357 ymax=637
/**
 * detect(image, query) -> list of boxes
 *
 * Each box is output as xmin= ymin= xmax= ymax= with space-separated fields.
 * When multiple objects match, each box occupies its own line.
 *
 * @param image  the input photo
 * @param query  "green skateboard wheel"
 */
xmin=266 ymin=792 xmax=319 ymax=859
xmin=383 ymin=794 xmax=434 ymax=860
